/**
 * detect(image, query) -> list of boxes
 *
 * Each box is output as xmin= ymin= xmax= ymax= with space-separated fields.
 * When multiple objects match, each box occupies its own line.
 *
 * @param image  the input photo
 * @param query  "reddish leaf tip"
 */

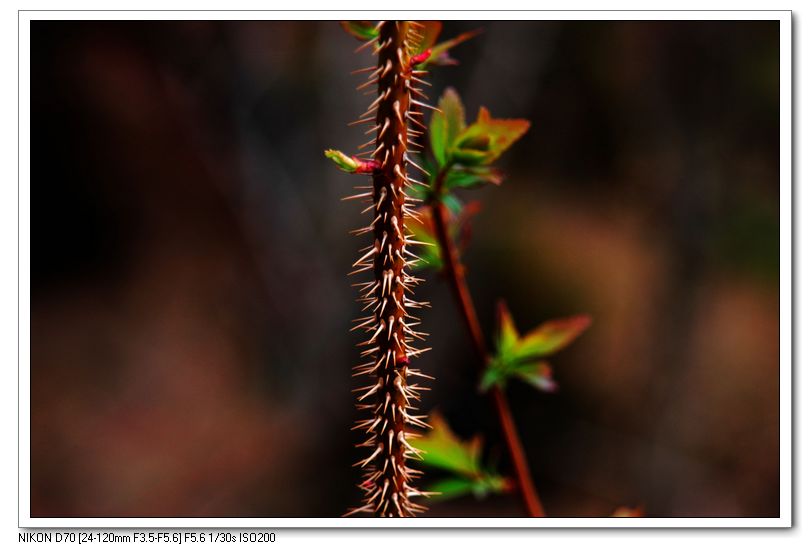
xmin=552 ymin=314 xmax=592 ymax=333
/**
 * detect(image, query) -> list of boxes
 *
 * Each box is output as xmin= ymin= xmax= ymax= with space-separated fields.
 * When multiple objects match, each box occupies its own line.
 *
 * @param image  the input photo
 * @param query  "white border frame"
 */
xmin=17 ymin=9 xmax=792 ymax=528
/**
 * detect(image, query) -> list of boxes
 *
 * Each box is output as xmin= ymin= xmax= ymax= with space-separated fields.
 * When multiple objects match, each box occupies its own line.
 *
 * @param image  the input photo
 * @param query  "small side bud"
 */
xmin=354 ymin=158 xmax=382 ymax=174
xmin=325 ymin=149 xmax=381 ymax=174
xmin=409 ymin=49 xmax=431 ymax=67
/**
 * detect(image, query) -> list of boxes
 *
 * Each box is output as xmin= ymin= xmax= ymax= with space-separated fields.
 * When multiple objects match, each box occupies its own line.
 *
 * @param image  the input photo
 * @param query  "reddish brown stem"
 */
xmin=429 ymin=173 xmax=546 ymax=518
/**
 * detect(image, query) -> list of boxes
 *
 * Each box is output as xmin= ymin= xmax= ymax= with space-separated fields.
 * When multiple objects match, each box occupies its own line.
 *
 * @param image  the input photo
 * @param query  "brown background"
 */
xmin=30 ymin=20 xmax=780 ymax=517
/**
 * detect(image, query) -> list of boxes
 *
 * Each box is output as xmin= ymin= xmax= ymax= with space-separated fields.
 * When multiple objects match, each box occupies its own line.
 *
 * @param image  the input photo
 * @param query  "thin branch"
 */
xmin=429 ymin=169 xmax=546 ymax=518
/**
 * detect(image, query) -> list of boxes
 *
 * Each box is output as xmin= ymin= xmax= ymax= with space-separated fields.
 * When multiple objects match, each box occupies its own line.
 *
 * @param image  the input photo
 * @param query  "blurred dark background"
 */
xmin=30 ymin=20 xmax=780 ymax=517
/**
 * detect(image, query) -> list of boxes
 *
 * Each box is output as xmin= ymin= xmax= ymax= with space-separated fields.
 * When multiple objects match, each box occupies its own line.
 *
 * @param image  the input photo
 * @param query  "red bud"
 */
xmin=410 ymin=49 xmax=431 ymax=67
xmin=352 ymin=157 xmax=381 ymax=174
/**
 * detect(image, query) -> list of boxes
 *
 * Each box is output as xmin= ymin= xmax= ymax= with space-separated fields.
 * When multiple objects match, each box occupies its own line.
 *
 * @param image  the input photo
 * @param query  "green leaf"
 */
xmin=513 ymin=361 xmax=558 ymax=393
xmin=410 ymin=412 xmax=482 ymax=477
xmin=480 ymin=364 xmax=505 ymax=391
xmin=324 ymin=149 xmax=358 ymax=173
xmin=410 ymin=240 xmax=442 ymax=271
xmin=452 ymin=107 xmax=530 ymax=165
xmin=472 ymin=474 xmax=512 ymax=500
xmin=494 ymin=300 xmax=519 ymax=356
xmin=480 ymin=357 xmax=556 ymax=394
xmin=407 ymin=156 xmax=437 ymax=202
xmin=414 ymin=412 xmax=512 ymax=504
xmin=339 ymin=21 xmax=379 ymax=41
xmin=427 ymin=474 xmax=510 ymax=501
xmin=440 ymin=88 xmax=466 ymax=151
xmin=406 ymin=182 xmax=430 ymax=202
xmin=422 ymin=154 xmax=439 ymax=182
xmin=482 ymin=302 xmax=591 ymax=393
xmin=406 ymin=202 xmax=479 ymax=272
xmin=444 ymin=166 xmax=504 ymax=191
xmin=514 ymin=315 xmax=592 ymax=360
xmin=457 ymin=134 xmax=490 ymax=151
xmin=450 ymin=147 xmax=490 ymax=166
xmin=426 ymin=477 xmax=478 ymax=500
xmin=442 ymin=192 xmax=463 ymax=216
xmin=444 ymin=170 xmax=480 ymax=190
xmin=430 ymin=88 xmax=466 ymax=168
xmin=429 ymin=106 xmax=448 ymax=166
xmin=407 ymin=207 xmax=442 ymax=271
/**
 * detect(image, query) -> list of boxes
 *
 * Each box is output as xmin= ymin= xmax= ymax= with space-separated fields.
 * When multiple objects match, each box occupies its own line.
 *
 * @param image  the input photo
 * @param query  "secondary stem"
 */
xmin=429 ymin=168 xmax=546 ymax=518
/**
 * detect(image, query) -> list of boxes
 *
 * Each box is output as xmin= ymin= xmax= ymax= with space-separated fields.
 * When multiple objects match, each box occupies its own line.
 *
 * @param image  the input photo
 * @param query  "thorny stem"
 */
xmin=429 ymin=167 xmax=546 ymax=518
xmin=368 ymin=21 xmax=412 ymax=518
xmin=346 ymin=20 xmax=432 ymax=518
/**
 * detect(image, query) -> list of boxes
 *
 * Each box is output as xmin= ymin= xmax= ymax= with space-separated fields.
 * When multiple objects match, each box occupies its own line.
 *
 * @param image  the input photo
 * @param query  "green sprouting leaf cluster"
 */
xmin=427 ymin=89 xmax=528 ymax=198
xmin=413 ymin=85 xmax=590 ymax=396
xmin=430 ymin=89 xmax=529 ymax=170
xmin=481 ymin=302 xmax=591 ymax=392
xmin=407 ymin=89 xmax=529 ymax=273
xmin=410 ymin=412 xmax=511 ymax=501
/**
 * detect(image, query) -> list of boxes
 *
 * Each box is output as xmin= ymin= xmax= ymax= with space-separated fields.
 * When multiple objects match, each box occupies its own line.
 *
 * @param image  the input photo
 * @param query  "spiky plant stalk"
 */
xmin=331 ymin=21 xmax=434 ymax=517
